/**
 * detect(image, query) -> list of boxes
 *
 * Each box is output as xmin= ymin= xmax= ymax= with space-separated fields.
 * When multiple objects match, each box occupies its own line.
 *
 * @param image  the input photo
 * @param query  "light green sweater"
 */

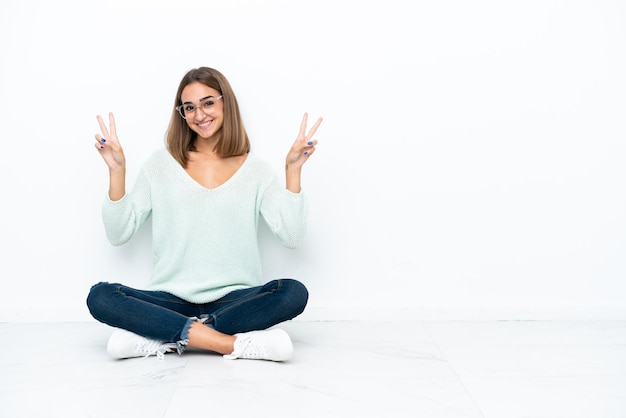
xmin=102 ymin=149 xmax=308 ymax=303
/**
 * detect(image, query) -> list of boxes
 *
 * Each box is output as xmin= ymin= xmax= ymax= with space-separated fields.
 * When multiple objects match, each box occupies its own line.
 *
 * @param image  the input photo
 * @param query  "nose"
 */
xmin=194 ymin=106 xmax=213 ymax=118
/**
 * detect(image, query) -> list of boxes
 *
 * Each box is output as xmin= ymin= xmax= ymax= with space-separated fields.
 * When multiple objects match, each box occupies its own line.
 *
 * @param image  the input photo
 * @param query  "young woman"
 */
xmin=87 ymin=67 xmax=322 ymax=361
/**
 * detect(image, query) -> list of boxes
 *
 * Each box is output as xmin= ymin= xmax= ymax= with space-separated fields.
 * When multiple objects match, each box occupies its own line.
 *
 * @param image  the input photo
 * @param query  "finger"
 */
xmin=108 ymin=112 xmax=117 ymax=138
xmin=302 ymin=139 xmax=318 ymax=151
xmin=305 ymin=117 xmax=323 ymax=140
xmin=94 ymin=133 xmax=107 ymax=146
xmin=298 ymin=113 xmax=309 ymax=138
xmin=96 ymin=115 xmax=110 ymax=139
xmin=300 ymin=139 xmax=316 ymax=152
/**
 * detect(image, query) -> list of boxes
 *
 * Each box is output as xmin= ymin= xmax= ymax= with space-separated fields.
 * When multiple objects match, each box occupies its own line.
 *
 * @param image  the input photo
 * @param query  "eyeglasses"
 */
xmin=176 ymin=95 xmax=223 ymax=119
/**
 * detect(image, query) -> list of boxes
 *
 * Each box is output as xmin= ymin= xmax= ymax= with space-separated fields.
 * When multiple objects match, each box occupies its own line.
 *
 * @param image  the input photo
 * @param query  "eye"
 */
xmin=202 ymin=100 xmax=215 ymax=108
xmin=184 ymin=104 xmax=196 ymax=112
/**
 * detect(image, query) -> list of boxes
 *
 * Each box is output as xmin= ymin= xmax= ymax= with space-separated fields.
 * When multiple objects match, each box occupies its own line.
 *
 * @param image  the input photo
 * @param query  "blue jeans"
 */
xmin=86 ymin=279 xmax=308 ymax=351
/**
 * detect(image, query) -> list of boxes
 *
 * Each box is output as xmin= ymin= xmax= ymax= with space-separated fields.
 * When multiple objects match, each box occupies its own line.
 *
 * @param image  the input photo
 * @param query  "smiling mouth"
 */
xmin=197 ymin=120 xmax=212 ymax=129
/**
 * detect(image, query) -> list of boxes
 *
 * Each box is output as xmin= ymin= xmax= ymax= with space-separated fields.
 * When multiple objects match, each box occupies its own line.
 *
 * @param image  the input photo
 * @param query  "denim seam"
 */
xmin=129 ymin=291 xmax=191 ymax=305
xmin=209 ymin=281 xmax=283 ymax=322
xmin=210 ymin=282 xmax=280 ymax=321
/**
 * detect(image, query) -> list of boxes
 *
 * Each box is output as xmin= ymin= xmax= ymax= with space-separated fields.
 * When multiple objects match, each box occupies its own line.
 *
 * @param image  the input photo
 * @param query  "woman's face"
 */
xmin=179 ymin=81 xmax=224 ymax=140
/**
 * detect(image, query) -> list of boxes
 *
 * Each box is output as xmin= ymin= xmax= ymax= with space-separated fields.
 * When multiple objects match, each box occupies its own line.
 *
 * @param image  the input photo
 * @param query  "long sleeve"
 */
xmin=259 ymin=178 xmax=308 ymax=249
xmin=101 ymin=168 xmax=152 ymax=246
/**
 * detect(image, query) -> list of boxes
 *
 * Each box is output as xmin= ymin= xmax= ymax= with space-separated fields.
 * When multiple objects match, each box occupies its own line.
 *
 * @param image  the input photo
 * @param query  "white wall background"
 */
xmin=1 ymin=0 xmax=625 ymax=322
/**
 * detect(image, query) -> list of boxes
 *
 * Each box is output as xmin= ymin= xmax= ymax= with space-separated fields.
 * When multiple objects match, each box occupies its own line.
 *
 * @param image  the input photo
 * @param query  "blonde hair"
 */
xmin=165 ymin=67 xmax=250 ymax=167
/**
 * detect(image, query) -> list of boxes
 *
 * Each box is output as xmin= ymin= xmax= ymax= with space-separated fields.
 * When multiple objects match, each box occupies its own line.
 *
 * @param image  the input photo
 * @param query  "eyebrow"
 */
xmin=182 ymin=95 xmax=216 ymax=105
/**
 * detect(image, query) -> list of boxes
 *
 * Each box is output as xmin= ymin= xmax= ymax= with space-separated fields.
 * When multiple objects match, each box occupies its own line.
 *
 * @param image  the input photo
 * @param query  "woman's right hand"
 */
xmin=94 ymin=112 xmax=126 ymax=171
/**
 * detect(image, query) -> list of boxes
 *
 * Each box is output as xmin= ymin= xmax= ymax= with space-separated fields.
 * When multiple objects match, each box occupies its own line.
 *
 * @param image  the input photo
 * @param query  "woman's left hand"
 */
xmin=285 ymin=113 xmax=323 ymax=170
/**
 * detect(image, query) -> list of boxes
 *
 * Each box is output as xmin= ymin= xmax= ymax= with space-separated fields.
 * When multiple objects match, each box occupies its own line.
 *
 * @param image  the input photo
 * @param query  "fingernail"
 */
xmin=307 ymin=141 xmax=313 ymax=145
xmin=304 ymin=151 xmax=308 ymax=155
xmin=101 ymin=138 xmax=106 ymax=142
xmin=100 ymin=145 xmax=104 ymax=149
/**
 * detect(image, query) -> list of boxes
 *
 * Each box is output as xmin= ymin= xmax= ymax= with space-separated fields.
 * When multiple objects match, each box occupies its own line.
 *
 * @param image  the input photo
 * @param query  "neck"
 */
xmin=193 ymin=137 xmax=219 ymax=157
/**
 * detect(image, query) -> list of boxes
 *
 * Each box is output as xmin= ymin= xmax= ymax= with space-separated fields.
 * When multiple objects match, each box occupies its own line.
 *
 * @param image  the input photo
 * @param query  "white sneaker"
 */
xmin=223 ymin=328 xmax=293 ymax=361
xmin=107 ymin=329 xmax=177 ymax=360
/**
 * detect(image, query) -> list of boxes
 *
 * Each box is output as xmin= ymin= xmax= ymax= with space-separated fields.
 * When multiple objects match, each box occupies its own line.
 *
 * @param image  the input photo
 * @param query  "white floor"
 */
xmin=1 ymin=320 xmax=626 ymax=418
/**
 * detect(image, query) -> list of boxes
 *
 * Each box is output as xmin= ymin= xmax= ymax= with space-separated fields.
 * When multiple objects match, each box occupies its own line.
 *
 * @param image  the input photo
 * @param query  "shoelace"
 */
xmin=223 ymin=335 xmax=267 ymax=360
xmin=136 ymin=340 xmax=177 ymax=360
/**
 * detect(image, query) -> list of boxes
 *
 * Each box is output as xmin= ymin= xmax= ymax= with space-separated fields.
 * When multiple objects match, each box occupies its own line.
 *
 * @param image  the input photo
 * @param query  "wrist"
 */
xmin=109 ymin=166 xmax=126 ymax=175
xmin=285 ymin=163 xmax=302 ymax=171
